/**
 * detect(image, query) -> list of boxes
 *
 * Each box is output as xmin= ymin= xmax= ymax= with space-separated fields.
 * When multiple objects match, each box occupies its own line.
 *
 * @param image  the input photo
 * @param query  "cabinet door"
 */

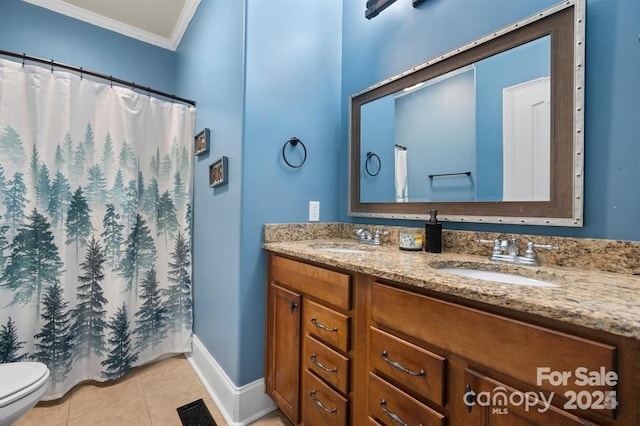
xmin=463 ymin=369 xmax=593 ymax=426
xmin=266 ymin=283 xmax=301 ymax=424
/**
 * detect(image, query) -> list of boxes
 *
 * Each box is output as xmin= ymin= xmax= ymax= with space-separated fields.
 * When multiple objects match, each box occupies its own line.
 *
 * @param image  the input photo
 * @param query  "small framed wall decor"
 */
xmin=209 ymin=156 xmax=228 ymax=188
xmin=194 ymin=128 xmax=210 ymax=156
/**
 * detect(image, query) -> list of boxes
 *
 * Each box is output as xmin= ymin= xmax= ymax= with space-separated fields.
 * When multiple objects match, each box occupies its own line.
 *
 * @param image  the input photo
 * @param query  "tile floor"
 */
xmin=16 ymin=355 xmax=292 ymax=426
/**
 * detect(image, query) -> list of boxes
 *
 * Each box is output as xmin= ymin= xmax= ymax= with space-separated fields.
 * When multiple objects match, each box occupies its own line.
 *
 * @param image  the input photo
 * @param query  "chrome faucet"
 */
xmin=500 ymin=238 xmax=520 ymax=256
xmin=479 ymin=238 xmax=557 ymax=266
xmin=354 ymin=228 xmax=388 ymax=245
xmin=355 ymin=228 xmax=371 ymax=240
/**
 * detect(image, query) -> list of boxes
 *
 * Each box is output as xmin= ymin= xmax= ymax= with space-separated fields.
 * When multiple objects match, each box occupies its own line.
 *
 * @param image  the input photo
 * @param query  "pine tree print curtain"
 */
xmin=0 ymin=58 xmax=194 ymax=399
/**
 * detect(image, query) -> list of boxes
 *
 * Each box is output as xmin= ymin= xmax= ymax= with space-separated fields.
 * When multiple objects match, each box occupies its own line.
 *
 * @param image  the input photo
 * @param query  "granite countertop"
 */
xmin=263 ymin=239 xmax=640 ymax=340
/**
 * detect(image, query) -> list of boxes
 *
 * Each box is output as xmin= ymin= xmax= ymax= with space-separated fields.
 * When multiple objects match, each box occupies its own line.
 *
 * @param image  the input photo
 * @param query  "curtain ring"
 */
xmin=22 ymin=53 xmax=26 ymax=67
xmin=282 ymin=137 xmax=307 ymax=168
xmin=365 ymin=152 xmax=381 ymax=176
xmin=50 ymin=59 xmax=54 ymax=73
xmin=80 ymin=66 xmax=83 ymax=80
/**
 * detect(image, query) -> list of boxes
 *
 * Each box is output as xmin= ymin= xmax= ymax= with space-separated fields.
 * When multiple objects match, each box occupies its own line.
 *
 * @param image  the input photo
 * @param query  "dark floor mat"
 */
xmin=177 ymin=398 xmax=217 ymax=426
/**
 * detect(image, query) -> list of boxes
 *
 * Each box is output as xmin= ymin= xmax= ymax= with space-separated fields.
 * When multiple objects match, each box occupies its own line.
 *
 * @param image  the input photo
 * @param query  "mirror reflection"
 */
xmin=349 ymin=0 xmax=584 ymax=226
xmin=360 ymin=36 xmax=550 ymax=204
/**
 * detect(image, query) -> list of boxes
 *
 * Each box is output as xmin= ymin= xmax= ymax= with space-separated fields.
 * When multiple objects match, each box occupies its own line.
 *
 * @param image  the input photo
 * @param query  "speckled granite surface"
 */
xmin=264 ymin=223 xmax=640 ymax=274
xmin=263 ymin=223 xmax=640 ymax=340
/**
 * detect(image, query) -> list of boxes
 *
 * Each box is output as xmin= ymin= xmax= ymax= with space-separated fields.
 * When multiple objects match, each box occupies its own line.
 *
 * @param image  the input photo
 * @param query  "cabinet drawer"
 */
xmin=303 ymin=299 xmax=351 ymax=352
xmin=303 ymin=335 xmax=350 ymax=394
xmin=464 ymin=368 xmax=594 ymax=425
xmin=368 ymin=372 xmax=445 ymax=426
xmin=371 ymin=282 xmax=616 ymax=400
xmin=303 ymin=370 xmax=349 ymax=426
xmin=369 ymin=327 xmax=446 ymax=407
xmin=270 ymin=255 xmax=351 ymax=310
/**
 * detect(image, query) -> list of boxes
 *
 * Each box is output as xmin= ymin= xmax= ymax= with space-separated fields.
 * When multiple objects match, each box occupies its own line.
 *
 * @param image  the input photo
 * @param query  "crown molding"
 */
xmin=169 ymin=0 xmax=200 ymax=50
xmin=22 ymin=0 xmax=200 ymax=51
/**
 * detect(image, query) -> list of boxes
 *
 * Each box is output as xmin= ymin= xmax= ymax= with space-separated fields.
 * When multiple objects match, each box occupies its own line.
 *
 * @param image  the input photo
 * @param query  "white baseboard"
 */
xmin=187 ymin=335 xmax=277 ymax=426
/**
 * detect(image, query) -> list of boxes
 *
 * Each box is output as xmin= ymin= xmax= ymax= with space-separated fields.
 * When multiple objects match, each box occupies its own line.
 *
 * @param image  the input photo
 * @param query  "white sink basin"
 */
xmin=317 ymin=247 xmax=368 ymax=254
xmin=311 ymin=241 xmax=375 ymax=254
xmin=438 ymin=268 xmax=559 ymax=288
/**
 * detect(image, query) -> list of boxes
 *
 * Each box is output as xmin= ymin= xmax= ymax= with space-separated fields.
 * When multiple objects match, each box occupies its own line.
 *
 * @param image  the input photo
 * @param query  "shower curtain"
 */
xmin=0 ymin=58 xmax=194 ymax=399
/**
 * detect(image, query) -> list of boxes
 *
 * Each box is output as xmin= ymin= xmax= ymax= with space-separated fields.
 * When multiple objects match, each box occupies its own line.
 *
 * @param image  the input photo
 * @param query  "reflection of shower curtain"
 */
xmin=395 ymin=145 xmax=408 ymax=202
xmin=0 ymin=58 xmax=194 ymax=399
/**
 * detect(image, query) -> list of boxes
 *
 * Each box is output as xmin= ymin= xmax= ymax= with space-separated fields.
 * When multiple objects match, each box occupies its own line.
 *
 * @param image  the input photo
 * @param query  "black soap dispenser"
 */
xmin=424 ymin=209 xmax=442 ymax=253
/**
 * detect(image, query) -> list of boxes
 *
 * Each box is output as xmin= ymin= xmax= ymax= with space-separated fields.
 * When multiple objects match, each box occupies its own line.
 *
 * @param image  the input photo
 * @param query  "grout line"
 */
xmin=65 ymin=384 xmax=73 ymax=425
xmin=136 ymin=368 xmax=154 ymax=425
xmin=26 ymin=356 xmax=237 ymax=426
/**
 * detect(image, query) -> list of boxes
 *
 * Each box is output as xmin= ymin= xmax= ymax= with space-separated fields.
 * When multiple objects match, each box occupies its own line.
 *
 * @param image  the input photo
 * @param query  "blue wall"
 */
xmin=396 ymin=69 xmax=476 ymax=202
xmin=177 ymin=0 xmax=342 ymax=386
xmin=0 ymin=0 xmax=176 ymax=95
xmin=360 ymin=96 xmax=395 ymax=202
xmin=175 ymin=0 xmax=247 ymax=385
xmin=240 ymin=0 xmax=342 ymax=385
xmin=340 ymin=0 xmax=640 ymax=242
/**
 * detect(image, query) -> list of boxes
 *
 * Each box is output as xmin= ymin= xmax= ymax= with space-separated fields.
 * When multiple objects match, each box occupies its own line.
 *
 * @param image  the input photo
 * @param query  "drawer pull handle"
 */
xmin=381 ymin=351 xmax=426 ymax=377
xmin=311 ymin=353 xmax=338 ymax=373
xmin=311 ymin=317 xmax=338 ymax=332
xmin=380 ymin=399 xmax=408 ymax=426
xmin=310 ymin=390 xmax=337 ymax=414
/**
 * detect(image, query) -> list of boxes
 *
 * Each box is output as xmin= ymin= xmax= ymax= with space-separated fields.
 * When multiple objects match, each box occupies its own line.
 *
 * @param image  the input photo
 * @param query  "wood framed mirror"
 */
xmin=348 ymin=0 xmax=584 ymax=226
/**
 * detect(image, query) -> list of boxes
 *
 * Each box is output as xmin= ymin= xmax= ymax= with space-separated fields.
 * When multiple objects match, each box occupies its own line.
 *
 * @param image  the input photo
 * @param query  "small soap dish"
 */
xmin=399 ymin=233 xmax=423 ymax=251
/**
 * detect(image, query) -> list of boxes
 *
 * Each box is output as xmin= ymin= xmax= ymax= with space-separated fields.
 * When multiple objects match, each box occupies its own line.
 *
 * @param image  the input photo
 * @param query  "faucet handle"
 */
xmin=524 ymin=242 xmax=558 ymax=260
xmin=373 ymin=229 xmax=389 ymax=243
xmin=477 ymin=239 xmax=494 ymax=244
xmin=477 ymin=239 xmax=501 ymax=255
xmin=531 ymin=242 xmax=558 ymax=250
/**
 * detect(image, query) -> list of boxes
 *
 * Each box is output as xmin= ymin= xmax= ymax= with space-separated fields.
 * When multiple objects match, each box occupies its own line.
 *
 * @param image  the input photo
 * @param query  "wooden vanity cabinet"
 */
xmin=266 ymin=254 xmax=356 ymax=425
xmin=368 ymin=280 xmax=637 ymax=426
xmin=266 ymin=252 xmax=639 ymax=425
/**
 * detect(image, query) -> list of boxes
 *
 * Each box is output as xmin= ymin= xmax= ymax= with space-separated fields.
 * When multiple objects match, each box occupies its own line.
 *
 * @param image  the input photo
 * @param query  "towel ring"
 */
xmin=282 ymin=137 xmax=307 ymax=168
xmin=365 ymin=152 xmax=381 ymax=176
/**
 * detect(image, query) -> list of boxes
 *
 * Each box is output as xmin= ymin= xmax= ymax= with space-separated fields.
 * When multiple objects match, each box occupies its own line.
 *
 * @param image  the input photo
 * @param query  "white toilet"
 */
xmin=0 ymin=362 xmax=50 ymax=426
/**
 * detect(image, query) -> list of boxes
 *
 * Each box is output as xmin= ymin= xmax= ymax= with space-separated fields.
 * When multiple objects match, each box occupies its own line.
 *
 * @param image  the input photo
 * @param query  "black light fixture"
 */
xmin=366 ymin=0 xmax=426 ymax=20
xmin=365 ymin=0 xmax=397 ymax=19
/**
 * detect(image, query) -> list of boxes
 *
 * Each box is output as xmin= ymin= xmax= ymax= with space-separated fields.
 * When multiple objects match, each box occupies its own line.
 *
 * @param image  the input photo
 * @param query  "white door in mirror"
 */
xmin=503 ymin=77 xmax=551 ymax=202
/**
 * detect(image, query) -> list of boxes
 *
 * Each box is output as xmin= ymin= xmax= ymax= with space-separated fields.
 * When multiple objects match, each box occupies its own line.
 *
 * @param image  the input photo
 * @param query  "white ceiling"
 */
xmin=23 ymin=0 xmax=201 ymax=51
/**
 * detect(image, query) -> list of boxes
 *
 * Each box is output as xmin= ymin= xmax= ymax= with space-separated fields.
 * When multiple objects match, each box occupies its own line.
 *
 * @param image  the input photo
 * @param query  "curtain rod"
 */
xmin=0 ymin=49 xmax=196 ymax=107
